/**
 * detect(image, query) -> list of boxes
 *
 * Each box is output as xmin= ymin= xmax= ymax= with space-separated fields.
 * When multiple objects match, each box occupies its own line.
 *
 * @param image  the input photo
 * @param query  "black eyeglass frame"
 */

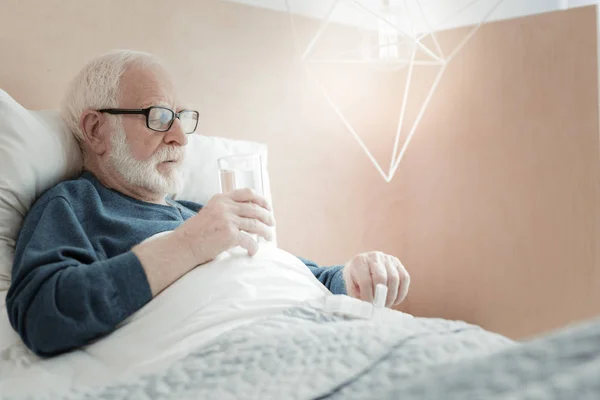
xmin=97 ymin=106 xmax=199 ymax=134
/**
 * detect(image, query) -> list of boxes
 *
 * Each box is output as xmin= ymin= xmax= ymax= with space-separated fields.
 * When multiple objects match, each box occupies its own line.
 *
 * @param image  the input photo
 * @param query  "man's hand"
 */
xmin=176 ymin=188 xmax=275 ymax=264
xmin=133 ymin=188 xmax=274 ymax=296
xmin=343 ymin=251 xmax=410 ymax=307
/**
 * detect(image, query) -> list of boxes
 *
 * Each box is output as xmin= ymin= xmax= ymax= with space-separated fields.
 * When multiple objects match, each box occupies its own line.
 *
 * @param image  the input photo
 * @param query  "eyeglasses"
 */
xmin=97 ymin=106 xmax=199 ymax=134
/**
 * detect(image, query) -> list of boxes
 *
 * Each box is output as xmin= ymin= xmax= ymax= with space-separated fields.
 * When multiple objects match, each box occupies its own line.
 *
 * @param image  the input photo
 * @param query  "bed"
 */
xmin=2 ymin=255 xmax=600 ymax=400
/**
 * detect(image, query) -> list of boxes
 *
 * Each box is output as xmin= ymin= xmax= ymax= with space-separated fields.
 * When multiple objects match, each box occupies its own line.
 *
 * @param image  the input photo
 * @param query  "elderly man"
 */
xmin=6 ymin=50 xmax=410 ymax=357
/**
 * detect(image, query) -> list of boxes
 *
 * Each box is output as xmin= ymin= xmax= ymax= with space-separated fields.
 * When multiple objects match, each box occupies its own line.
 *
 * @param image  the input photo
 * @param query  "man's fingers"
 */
xmin=236 ymin=217 xmax=273 ymax=241
xmin=229 ymin=188 xmax=271 ymax=211
xmin=351 ymin=256 xmax=374 ymax=302
xmin=236 ymin=230 xmax=259 ymax=257
xmin=394 ymin=261 xmax=411 ymax=305
xmin=385 ymin=256 xmax=400 ymax=307
xmin=344 ymin=269 xmax=361 ymax=299
xmin=344 ymin=252 xmax=410 ymax=306
xmin=368 ymin=253 xmax=388 ymax=297
xmin=235 ymin=202 xmax=275 ymax=227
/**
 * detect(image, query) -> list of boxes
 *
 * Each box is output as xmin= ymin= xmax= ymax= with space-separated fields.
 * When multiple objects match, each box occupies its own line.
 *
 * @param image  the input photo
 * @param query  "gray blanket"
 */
xmin=65 ymin=305 xmax=600 ymax=400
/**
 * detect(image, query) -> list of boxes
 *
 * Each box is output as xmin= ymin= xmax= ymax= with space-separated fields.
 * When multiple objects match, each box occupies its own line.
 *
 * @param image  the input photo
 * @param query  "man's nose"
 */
xmin=164 ymin=118 xmax=188 ymax=146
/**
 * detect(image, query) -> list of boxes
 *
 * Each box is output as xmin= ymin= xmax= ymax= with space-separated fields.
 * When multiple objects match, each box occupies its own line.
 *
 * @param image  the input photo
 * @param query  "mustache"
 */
xmin=153 ymin=146 xmax=185 ymax=163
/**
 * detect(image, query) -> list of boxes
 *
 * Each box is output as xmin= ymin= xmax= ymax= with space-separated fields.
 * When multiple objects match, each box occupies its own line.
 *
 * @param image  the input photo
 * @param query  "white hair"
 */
xmin=61 ymin=49 xmax=162 ymax=142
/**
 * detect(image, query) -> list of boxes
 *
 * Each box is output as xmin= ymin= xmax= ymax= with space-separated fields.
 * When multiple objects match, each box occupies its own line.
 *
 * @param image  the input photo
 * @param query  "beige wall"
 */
xmin=395 ymin=7 xmax=600 ymax=338
xmin=0 ymin=0 xmax=598 ymax=339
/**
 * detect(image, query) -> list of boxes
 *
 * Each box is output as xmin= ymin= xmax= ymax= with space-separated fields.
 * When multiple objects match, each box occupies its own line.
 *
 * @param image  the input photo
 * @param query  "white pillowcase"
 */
xmin=0 ymin=90 xmax=82 ymax=291
xmin=0 ymin=89 xmax=274 ymax=290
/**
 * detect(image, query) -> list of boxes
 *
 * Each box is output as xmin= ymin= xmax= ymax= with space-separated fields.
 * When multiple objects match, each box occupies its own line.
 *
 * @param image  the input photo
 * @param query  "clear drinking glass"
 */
xmin=218 ymin=153 xmax=269 ymax=244
xmin=218 ymin=153 xmax=264 ymax=196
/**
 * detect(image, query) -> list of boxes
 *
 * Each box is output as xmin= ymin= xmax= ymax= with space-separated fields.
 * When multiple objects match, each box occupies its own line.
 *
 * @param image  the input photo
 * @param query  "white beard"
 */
xmin=108 ymin=118 xmax=185 ymax=195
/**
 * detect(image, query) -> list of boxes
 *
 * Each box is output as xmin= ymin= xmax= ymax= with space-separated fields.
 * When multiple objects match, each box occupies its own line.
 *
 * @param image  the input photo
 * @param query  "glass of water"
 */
xmin=218 ymin=153 xmax=264 ymax=196
xmin=218 ymin=153 xmax=270 ymax=243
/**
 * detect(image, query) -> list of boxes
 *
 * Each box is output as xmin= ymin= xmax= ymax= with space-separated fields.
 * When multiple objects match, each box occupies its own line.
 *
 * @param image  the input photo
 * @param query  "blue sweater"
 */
xmin=6 ymin=172 xmax=345 ymax=356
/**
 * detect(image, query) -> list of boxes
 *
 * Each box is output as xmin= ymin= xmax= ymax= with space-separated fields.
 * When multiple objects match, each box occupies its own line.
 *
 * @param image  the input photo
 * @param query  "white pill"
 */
xmin=373 ymin=284 xmax=388 ymax=308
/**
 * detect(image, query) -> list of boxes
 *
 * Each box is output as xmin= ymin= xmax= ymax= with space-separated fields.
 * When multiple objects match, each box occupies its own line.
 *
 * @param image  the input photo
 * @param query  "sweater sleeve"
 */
xmin=298 ymin=257 xmax=347 ymax=295
xmin=6 ymin=197 xmax=152 ymax=357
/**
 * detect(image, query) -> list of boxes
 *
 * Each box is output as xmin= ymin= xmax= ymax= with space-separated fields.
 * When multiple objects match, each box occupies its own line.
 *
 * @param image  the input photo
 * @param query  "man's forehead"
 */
xmin=136 ymin=94 xmax=176 ymax=109
xmin=119 ymin=65 xmax=180 ymax=108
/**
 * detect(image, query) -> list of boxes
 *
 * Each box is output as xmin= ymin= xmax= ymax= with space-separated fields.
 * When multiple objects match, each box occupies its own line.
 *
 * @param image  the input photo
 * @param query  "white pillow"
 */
xmin=0 ymin=89 xmax=274 ymax=290
xmin=0 ymin=90 xmax=82 ymax=290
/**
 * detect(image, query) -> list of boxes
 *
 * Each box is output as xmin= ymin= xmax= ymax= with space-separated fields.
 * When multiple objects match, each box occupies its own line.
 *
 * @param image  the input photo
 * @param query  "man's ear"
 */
xmin=80 ymin=110 xmax=109 ymax=155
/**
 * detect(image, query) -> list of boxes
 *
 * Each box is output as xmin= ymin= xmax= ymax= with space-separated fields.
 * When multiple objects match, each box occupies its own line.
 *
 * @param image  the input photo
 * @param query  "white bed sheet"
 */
xmin=0 ymin=244 xmax=332 ymax=398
